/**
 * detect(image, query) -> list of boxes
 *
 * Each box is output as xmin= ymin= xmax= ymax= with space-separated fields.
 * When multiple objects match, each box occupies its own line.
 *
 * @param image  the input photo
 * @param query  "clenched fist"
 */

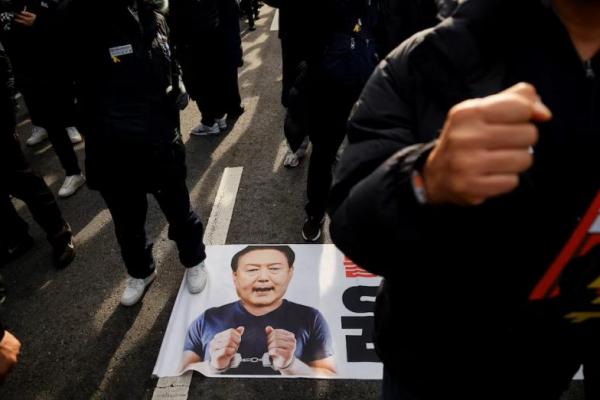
xmin=0 ymin=330 xmax=21 ymax=382
xmin=265 ymin=325 xmax=296 ymax=370
xmin=423 ymin=82 xmax=552 ymax=205
xmin=208 ymin=326 xmax=244 ymax=370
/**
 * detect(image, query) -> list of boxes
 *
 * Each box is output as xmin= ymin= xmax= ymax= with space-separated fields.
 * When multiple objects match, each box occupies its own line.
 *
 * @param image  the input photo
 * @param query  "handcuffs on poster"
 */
xmin=210 ymin=353 xmax=296 ymax=373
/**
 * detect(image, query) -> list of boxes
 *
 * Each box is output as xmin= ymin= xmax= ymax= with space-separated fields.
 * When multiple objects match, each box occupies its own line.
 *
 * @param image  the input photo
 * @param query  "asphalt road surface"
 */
xmin=0 ymin=6 xmax=586 ymax=400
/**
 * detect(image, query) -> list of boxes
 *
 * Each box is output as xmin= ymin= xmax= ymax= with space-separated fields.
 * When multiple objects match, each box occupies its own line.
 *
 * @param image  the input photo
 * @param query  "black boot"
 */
xmin=50 ymin=225 xmax=75 ymax=269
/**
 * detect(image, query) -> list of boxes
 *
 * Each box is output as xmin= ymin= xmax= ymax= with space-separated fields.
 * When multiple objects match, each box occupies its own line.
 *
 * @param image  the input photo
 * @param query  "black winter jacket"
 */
xmin=66 ymin=0 xmax=186 ymax=191
xmin=0 ymin=0 xmax=69 ymax=80
xmin=330 ymin=0 xmax=600 ymax=395
xmin=170 ymin=0 xmax=242 ymax=67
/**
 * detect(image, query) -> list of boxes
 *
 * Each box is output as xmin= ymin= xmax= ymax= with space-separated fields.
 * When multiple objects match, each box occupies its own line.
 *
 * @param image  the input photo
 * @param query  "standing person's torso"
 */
xmin=371 ymin=1 xmax=600 ymax=383
xmin=69 ymin=0 xmax=176 ymax=145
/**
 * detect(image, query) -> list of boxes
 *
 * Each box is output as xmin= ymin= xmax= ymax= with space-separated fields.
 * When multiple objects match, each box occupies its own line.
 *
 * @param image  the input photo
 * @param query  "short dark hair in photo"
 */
xmin=230 ymin=245 xmax=296 ymax=272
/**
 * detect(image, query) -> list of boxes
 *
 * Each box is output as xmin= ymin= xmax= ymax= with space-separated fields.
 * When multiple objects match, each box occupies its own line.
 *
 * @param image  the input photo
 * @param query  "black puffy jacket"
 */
xmin=330 ymin=0 xmax=600 ymax=396
xmin=0 ymin=0 xmax=69 ymax=80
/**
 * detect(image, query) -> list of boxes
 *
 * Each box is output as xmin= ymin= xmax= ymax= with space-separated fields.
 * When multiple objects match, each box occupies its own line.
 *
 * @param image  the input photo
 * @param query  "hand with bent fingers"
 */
xmin=14 ymin=11 xmax=37 ymax=27
xmin=0 ymin=331 xmax=21 ymax=382
xmin=423 ymin=82 xmax=552 ymax=206
xmin=207 ymin=326 xmax=244 ymax=370
xmin=265 ymin=325 xmax=296 ymax=370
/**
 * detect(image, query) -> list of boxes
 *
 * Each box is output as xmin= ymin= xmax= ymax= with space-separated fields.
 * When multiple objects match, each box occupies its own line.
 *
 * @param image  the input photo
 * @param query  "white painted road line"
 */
xmin=152 ymin=167 xmax=244 ymax=400
xmin=203 ymin=166 xmax=244 ymax=246
xmin=270 ymin=9 xmax=279 ymax=32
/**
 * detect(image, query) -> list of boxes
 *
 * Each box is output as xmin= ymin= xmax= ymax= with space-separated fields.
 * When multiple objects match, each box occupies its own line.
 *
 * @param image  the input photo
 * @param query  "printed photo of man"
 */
xmin=180 ymin=245 xmax=336 ymax=376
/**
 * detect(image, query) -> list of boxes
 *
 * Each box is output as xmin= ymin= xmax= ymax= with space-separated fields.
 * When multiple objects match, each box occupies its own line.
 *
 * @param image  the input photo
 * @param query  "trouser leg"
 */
xmin=280 ymin=38 xmax=304 ymax=108
xmin=46 ymin=124 xmax=81 ymax=176
xmin=0 ymin=195 xmax=29 ymax=248
xmin=21 ymin=80 xmax=81 ymax=176
xmin=223 ymin=64 xmax=241 ymax=114
xmin=193 ymin=50 xmax=222 ymax=126
xmin=6 ymin=166 xmax=70 ymax=247
xmin=101 ymin=189 xmax=154 ymax=279
xmin=305 ymin=88 xmax=353 ymax=220
xmin=153 ymin=180 xmax=206 ymax=268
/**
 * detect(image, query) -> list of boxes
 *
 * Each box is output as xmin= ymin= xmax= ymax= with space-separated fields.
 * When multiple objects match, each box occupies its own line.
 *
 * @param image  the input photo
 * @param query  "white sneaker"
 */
xmin=190 ymin=122 xmax=220 ymax=136
xmin=283 ymin=150 xmax=300 ymax=168
xmin=283 ymin=137 xmax=310 ymax=168
xmin=26 ymin=126 xmax=48 ymax=146
xmin=66 ymin=126 xmax=83 ymax=144
xmin=58 ymin=174 xmax=86 ymax=198
xmin=217 ymin=115 xmax=227 ymax=130
xmin=120 ymin=269 xmax=157 ymax=306
xmin=186 ymin=261 xmax=208 ymax=294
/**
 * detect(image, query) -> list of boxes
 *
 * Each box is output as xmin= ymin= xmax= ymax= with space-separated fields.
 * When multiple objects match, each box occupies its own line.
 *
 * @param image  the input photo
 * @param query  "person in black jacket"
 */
xmin=329 ymin=0 xmax=600 ymax=398
xmin=0 ymin=41 xmax=75 ymax=270
xmin=300 ymin=0 xmax=382 ymax=241
xmin=66 ymin=0 xmax=209 ymax=306
xmin=0 ymin=0 xmax=85 ymax=198
xmin=170 ymin=0 xmax=244 ymax=137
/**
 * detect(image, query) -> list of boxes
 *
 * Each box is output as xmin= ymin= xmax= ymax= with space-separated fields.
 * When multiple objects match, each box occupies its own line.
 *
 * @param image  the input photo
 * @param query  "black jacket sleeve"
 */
xmin=328 ymin=36 xmax=437 ymax=278
xmin=0 ymin=41 xmax=16 ymax=134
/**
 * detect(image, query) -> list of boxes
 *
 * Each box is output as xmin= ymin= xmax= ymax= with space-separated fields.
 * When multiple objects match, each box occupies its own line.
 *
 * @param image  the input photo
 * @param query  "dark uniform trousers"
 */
xmin=18 ymin=76 xmax=81 ymax=176
xmin=99 ymin=180 xmax=206 ymax=280
xmin=0 ymin=136 xmax=71 ymax=252
xmin=305 ymin=78 xmax=357 ymax=220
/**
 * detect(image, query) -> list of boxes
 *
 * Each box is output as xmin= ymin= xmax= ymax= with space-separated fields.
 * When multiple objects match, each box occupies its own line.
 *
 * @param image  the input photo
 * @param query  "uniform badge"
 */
xmin=109 ymin=44 xmax=133 ymax=63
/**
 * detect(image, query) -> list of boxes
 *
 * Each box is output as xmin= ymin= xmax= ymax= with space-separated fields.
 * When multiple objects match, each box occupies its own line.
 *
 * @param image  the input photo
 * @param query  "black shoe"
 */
xmin=53 ymin=236 xmax=75 ymax=269
xmin=302 ymin=217 xmax=324 ymax=242
xmin=2 ymin=234 xmax=34 ymax=265
xmin=228 ymin=106 xmax=245 ymax=119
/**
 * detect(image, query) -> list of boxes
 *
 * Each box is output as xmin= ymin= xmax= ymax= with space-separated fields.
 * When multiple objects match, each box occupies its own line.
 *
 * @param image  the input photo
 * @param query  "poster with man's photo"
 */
xmin=153 ymin=245 xmax=383 ymax=379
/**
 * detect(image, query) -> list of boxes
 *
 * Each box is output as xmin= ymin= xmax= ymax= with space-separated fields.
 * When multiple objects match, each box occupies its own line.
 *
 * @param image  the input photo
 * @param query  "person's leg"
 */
xmin=38 ymin=78 xmax=81 ymax=177
xmin=223 ymin=63 xmax=242 ymax=116
xmin=18 ymin=79 xmax=46 ymax=130
xmin=305 ymin=88 xmax=352 ymax=222
xmin=5 ymin=159 xmax=75 ymax=267
xmin=100 ymin=189 xmax=154 ymax=279
xmin=194 ymin=48 xmax=221 ymax=127
xmin=0 ymin=194 xmax=33 ymax=265
xmin=45 ymin=124 xmax=81 ymax=176
xmin=8 ymin=168 xmax=71 ymax=245
xmin=152 ymin=180 xmax=206 ymax=268
xmin=280 ymin=37 xmax=302 ymax=108
xmin=0 ymin=194 xmax=30 ymax=242
xmin=153 ymin=176 xmax=207 ymax=294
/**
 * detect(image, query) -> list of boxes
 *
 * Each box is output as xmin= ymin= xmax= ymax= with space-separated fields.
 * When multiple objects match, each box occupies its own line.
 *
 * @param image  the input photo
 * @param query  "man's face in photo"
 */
xmin=233 ymin=249 xmax=294 ymax=309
